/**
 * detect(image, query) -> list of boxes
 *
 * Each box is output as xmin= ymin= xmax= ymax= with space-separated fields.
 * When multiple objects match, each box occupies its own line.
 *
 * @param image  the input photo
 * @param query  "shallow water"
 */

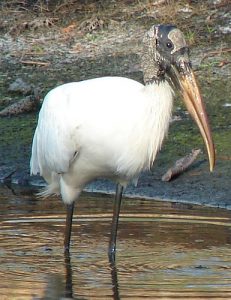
xmin=1 ymin=186 xmax=231 ymax=300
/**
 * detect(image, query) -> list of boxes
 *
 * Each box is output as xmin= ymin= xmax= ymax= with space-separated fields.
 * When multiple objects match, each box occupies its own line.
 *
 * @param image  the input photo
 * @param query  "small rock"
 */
xmin=222 ymin=103 xmax=231 ymax=107
xmin=178 ymin=6 xmax=193 ymax=13
xmin=11 ymin=169 xmax=30 ymax=185
xmin=0 ymin=95 xmax=40 ymax=117
xmin=0 ymin=165 xmax=16 ymax=183
xmin=218 ymin=25 xmax=231 ymax=34
xmin=8 ymin=78 xmax=33 ymax=95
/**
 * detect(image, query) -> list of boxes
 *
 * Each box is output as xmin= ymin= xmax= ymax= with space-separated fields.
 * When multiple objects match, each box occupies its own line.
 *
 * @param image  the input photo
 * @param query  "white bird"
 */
xmin=30 ymin=24 xmax=215 ymax=262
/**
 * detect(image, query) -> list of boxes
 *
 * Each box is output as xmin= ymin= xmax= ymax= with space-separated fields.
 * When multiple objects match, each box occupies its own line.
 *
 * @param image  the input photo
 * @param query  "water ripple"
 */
xmin=1 ymin=190 xmax=231 ymax=299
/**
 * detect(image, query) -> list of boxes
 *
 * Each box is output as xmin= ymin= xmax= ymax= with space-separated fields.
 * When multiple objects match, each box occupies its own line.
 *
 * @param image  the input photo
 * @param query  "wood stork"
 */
xmin=30 ymin=24 xmax=215 ymax=261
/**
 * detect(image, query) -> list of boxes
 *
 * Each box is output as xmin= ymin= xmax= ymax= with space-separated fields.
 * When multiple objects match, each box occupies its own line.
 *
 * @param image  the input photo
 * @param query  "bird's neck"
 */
xmin=141 ymin=30 xmax=165 ymax=84
xmin=143 ymin=80 xmax=174 ymax=167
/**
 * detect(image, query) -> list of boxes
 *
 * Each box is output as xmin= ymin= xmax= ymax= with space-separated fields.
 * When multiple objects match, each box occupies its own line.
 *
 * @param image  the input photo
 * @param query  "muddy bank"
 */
xmin=0 ymin=0 xmax=231 ymax=209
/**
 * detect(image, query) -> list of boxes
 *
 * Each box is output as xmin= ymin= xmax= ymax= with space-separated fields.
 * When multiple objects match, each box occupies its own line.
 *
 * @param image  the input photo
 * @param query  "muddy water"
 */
xmin=1 ymin=186 xmax=231 ymax=299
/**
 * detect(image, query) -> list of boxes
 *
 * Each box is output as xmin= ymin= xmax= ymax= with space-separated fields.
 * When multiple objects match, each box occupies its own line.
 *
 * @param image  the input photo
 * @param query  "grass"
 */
xmin=185 ymin=30 xmax=196 ymax=46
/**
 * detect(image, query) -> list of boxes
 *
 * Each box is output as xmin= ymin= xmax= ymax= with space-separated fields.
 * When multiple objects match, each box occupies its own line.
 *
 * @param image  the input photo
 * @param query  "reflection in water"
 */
xmin=64 ymin=252 xmax=73 ymax=299
xmin=110 ymin=261 xmax=120 ymax=300
xmin=42 ymin=274 xmax=64 ymax=300
xmin=1 ymin=186 xmax=231 ymax=299
xmin=42 ymin=251 xmax=120 ymax=300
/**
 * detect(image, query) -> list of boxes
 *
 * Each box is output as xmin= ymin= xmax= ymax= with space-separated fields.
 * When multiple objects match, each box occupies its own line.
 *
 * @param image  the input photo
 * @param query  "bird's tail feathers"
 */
xmin=36 ymin=182 xmax=60 ymax=198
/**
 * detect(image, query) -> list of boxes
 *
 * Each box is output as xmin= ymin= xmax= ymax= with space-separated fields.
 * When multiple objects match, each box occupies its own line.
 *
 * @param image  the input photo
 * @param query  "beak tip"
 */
xmin=209 ymin=151 xmax=216 ymax=172
xmin=210 ymin=162 xmax=215 ymax=173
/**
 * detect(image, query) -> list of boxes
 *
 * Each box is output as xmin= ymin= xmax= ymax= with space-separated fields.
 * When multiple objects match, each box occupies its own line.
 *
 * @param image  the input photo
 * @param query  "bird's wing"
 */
xmin=30 ymin=77 xmax=145 ymax=178
xmin=30 ymin=85 xmax=80 ymax=176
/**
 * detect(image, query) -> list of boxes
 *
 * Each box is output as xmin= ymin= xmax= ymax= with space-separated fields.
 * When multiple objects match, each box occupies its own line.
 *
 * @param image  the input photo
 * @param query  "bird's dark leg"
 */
xmin=64 ymin=203 xmax=75 ymax=253
xmin=108 ymin=183 xmax=123 ymax=263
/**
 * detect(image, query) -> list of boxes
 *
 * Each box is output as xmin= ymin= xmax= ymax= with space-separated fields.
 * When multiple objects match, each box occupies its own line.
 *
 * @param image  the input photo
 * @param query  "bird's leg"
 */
xmin=108 ymin=183 xmax=123 ymax=263
xmin=64 ymin=202 xmax=75 ymax=253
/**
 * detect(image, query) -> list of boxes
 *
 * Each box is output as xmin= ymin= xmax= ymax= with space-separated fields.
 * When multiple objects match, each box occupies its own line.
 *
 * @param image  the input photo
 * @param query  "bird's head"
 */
xmin=142 ymin=24 xmax=215 ymax=171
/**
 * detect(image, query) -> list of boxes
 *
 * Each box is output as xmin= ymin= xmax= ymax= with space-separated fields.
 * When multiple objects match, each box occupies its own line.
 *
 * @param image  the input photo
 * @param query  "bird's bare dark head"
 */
xmin=142 ymin=25 xmax=215 ymax=171
xmin=142 ymin=24 xmax=190 ymax=84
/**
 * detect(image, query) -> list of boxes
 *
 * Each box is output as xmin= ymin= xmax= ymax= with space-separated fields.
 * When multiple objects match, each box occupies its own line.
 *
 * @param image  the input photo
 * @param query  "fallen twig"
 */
xmin=201 ymin=48 xmax=231 ymax=63
xmin=162 ymin=149 xmax=201 ymax=182
xmin=23 ymin=52 xmax=47 ymax=56
xmin=20 ymin=60 xmax=50 ymax=66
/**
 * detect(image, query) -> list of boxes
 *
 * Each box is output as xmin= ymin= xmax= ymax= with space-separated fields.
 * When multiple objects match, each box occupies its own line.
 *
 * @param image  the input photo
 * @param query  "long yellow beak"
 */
xmin=171 ymin=65 xmax=215 ymax=171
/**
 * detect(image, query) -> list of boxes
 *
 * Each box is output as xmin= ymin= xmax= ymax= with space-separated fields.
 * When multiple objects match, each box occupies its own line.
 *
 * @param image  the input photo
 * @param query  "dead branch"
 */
xmin=162 ymin=149 xmax=201 ymax=182
xmin=20 ymin=60 xmax=50 ymax=66
xmin=201 ymin=48 xmax=231 ymax=63
xmin=0 ymin=93 xmax=41 ymax=117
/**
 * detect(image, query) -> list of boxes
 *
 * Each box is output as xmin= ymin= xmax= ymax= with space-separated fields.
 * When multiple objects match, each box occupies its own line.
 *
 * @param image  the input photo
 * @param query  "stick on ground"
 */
xmin=162 ymin=149 xmax=201 ymax=182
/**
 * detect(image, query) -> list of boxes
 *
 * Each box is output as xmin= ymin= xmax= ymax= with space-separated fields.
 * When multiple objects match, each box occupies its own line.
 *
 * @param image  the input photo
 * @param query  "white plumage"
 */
xmin=31 ymin=77 xmax=173 ymax=204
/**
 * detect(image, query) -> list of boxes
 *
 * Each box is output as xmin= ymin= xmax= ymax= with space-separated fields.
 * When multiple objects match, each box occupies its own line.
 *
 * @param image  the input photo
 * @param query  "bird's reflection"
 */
xmin=63 ymin=250 xmax=120 ymax=300
xmin=109 ymin=259 xmax=120 ymax=300
xmin=64 ymin=251 xmax=73 ymax=299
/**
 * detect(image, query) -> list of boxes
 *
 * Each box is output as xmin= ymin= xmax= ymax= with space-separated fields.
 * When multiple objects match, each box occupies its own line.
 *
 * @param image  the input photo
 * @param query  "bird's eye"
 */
xmin=166 ymin=42 xmax=173 ymax=49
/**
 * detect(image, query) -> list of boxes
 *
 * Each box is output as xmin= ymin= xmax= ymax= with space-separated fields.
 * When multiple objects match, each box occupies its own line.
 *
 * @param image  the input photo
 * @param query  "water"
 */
xmin=1 ymin=186 xmax=231 ymax=299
